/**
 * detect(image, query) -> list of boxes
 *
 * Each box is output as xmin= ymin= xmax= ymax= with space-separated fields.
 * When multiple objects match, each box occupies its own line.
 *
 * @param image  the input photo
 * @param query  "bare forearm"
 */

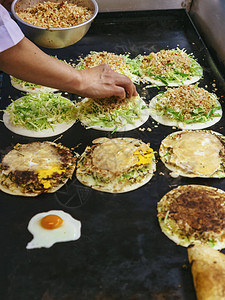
xmin=0 ymin=37 xmax=137 ymax=99
xmin=0 ymin=37 xmax=83 ymax=93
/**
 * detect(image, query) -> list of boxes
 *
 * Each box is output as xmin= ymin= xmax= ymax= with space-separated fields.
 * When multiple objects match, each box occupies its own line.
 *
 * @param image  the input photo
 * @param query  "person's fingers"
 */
xmin=114 ymin=73 xmax=137 ymax=98
xmin=110 ymin=86 xmax=126 ymax=100
xmin=124 ymin=81 xmax=137 ymax=98
xmin=96 ymin=64 xmax=137 ymax=97
xmin=79 ymin=64 xmax=137 ymax=99
xmin=104 ymin=67 xmax=137 ymax=98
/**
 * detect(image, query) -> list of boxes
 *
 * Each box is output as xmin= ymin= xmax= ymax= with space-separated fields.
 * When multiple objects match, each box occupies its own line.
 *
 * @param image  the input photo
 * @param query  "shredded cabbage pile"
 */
xmin=5 ymin=92 xmax=77 ymax=131
xmin=77 ymin=96 xmax=148 ymax=130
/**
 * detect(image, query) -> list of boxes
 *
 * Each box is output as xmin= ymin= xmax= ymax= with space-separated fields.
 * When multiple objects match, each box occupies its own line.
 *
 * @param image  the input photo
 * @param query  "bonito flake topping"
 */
xmin=155 ymin=85 xmax=219 ymax=121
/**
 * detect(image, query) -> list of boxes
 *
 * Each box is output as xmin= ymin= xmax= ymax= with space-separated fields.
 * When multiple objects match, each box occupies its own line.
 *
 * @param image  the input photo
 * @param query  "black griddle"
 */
xmin=1 ymin=9 xmax=225 ymax=300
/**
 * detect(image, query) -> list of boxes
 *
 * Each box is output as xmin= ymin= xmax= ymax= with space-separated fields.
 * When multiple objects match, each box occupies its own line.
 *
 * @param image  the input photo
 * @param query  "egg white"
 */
xmin=26 ymin=210 xmax=81 ymax=249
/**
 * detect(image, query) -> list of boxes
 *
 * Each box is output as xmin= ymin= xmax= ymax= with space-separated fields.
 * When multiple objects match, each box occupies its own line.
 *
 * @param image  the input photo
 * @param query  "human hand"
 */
xmin=77 ymin=64 xmax=137 ymax=99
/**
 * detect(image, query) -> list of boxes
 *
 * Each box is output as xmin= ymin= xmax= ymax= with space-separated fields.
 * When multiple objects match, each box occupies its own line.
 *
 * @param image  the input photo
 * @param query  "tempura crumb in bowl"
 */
xmin=11 ymin=0 xmax=98 ymax=48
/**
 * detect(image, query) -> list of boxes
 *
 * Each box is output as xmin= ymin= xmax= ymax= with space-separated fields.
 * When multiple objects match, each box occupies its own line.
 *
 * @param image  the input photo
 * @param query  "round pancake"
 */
xmin=159 ymin=130 xmax=225 ymax=178
xmin=77 ymin=96 xmax=149 ymax=132
xmin=75 ymin=51 xmax=140 ymax=84
xmin=76 ymin=171 xmax=154 ymax=193
xmin=3 ymin=93 xmax=77 ymax=137
xmin=10 ymin=76 xmax=58 ymax=93
xmin=0 ymin=180 xmax=66 ymax=197
xmin=3 ymin=112 xmax=76 ymax=138
xmin=76 ymin=137 xmax=156 ymax=193
xmin=139 ymin=48 xmax=203 ymax=86
xmin=157 ymin=185 xmax=225 ymax=250
xmin=0 ymin=141 xmax=76 ymax=196
xmin=149 ymin=91 xmax=222 ymax=130
xmin=144 ymin=75 xmax=201 ymax=87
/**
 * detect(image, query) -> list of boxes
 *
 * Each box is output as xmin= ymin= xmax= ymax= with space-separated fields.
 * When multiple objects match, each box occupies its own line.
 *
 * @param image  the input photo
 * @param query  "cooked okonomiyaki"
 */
xmin=0 ymin=141 xmax=77 ymax=196
xmin=159 ymin=130 xmax=225 ymax=178
xmin=157 ymin=185 xmax=225 ymax=250
xmin=76 ymin=137 xmax=156 ymax=193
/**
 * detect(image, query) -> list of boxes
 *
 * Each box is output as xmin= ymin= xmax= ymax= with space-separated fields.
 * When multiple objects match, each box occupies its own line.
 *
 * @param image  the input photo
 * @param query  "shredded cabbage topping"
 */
xmin=75 ymin=51 xmax=141 ymax=84
xmin=152 ymin=85 xmax=221 ymax=123
xmin=77 ymin=95 xmax=148 ymax=130
xmin=11 ymin=77 xmax=44 ymax=90
xmin=132 ymin=48 xmax=203 ymax=85
xmin=75 ymin=49 xmax=202 ymax=85
xmin=5 ymin=92 xmax=77 ymax=131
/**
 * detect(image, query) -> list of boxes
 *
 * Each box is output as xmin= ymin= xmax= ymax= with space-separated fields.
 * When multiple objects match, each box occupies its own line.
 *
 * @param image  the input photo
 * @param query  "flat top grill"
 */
xmin=0 ymin=9 xmax=225 ymax=300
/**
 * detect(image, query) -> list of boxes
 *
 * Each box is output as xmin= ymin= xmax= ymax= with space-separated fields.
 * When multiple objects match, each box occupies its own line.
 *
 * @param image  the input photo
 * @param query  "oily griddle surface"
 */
xmin=1 ymin=9 xmax=225 ymax=300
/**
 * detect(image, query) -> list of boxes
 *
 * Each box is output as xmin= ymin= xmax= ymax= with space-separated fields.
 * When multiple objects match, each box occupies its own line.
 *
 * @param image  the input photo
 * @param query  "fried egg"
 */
xmin=26 ymin=210 xmax=81 ymax=249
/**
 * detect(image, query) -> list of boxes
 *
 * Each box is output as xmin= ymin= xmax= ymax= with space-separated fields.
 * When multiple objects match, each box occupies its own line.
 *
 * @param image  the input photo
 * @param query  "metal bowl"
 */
xmin=11 ymin=0 xmax=98 ymax=48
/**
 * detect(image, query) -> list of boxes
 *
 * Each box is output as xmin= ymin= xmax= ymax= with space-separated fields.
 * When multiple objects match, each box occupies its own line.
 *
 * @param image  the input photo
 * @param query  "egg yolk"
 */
xmin=40 ymin=214 xmax=63 ymax=230
xmin=38 ymin=166 xmax=65 ymax=189
xmin=133 ymin=147 xmax=154 ymax=165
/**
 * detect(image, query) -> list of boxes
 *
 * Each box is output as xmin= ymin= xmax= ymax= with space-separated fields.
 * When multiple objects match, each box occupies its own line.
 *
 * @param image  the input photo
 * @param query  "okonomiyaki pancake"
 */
xmin=157 ymin=185 xmax=225 ymax=250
